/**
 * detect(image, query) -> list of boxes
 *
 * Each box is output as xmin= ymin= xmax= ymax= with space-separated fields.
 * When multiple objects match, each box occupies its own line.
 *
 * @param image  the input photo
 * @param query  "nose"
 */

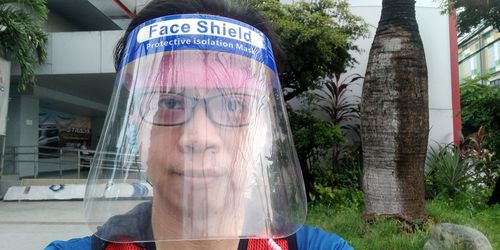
xmin=177 ymin=105 xmax=222 ymax=154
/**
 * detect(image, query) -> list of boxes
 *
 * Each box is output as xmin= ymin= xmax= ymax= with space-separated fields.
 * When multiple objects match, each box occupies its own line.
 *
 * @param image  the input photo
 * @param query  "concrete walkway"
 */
xmin=0 ymin=200 xmax=91 ymax=250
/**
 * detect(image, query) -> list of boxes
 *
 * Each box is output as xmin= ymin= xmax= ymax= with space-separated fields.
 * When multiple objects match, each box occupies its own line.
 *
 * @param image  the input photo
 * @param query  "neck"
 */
xmin=150 ymin=196 xmax=244 ymax=249
xmin=155 ymin=239 xmax=240 ymax=250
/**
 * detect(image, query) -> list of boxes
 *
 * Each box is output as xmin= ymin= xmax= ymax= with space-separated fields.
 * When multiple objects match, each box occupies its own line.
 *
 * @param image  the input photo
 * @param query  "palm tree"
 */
xmin=0 ymin=0 xmax=48 ymax=91
xmin=488 ymin=179 xmax=500 ymax=205
xmin=361 ymin=0 xmax=428 ymax=221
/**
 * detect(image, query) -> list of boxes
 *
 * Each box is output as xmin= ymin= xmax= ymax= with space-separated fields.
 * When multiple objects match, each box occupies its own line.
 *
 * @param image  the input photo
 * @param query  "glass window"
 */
xmin=459 ymin=63 xmax=467 ymax=82
xmin=490 ymin=79 xmax=500 ymax=86
xmin=469 ymin=54 xmax=480 ymax=76
xmin=475 ymin=42 xmax=481 ymax=51
xmin=495 ymin=42 xmax=500 ymax=65
xmin=483 ymin=32 xmax=494 ymax=44
xmin=486 ymin=45 xmax=496 ymax=70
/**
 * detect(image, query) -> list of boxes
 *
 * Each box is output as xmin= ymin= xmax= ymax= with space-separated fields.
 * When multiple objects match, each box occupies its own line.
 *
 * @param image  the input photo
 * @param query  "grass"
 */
xmin=306 ymin=199 xmax=500 ymax=250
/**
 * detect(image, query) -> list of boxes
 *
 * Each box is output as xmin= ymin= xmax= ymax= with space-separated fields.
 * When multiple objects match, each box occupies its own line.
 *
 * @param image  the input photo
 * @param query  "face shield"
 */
xmin=84 ymin=14 xmax=306 ymax=243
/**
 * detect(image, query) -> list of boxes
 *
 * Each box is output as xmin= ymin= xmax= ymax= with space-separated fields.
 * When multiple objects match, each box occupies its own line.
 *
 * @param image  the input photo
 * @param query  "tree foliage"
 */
xmin=248 ymin=0 xmax=368 ymax=101
xmin=460 ymin=80 xmax=500 ymax=205
xmin=289 ymin=109 xmax=345 ymax=163
xmin=441 ymin=0 xmax=500 ymax=35
xmin=460 ymin=81 xmax=500 ymax=156
xmin=0 ymin=0 xmax=48 ymax=91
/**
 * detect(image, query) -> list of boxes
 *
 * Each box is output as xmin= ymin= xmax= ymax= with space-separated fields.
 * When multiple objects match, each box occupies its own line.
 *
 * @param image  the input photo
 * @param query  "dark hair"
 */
xmin=113 ymin=0 xmax=284 ymax=72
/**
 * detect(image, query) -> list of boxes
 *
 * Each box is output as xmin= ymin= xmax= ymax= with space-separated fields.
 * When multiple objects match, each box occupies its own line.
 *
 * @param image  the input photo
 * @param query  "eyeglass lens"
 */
xmin=140 ymin=93 xmax=261 ymax=127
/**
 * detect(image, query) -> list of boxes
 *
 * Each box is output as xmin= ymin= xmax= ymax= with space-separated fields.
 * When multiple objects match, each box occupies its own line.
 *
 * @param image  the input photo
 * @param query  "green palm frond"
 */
xmin=0 ymin=0 xmax=48 ymax=91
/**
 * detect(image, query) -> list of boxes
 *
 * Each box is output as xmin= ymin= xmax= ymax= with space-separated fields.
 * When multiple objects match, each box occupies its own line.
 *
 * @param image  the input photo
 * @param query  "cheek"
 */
xmin=138 ymin=128 xmax=180 ymax=176
xmin=224 ymin=129 xmax=253 ymax=179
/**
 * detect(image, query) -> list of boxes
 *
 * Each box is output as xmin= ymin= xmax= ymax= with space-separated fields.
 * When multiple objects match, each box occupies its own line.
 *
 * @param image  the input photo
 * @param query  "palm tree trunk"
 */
xmin=361 ymin=0 xmax=428 ymax=221
xmin=488 ymin=177 xmax=500 ymax=205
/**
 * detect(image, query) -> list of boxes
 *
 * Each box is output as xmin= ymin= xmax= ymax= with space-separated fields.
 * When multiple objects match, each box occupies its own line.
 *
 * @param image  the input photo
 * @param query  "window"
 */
xmin=459 ymin=54 xmax=481 ymax=80
xmin=486 ymin=44 xmax=496 ymax=72
xmin=469 ymin=54 xmax=480 ymax=76
xmin=483 ymin=32 xmax=494 ymax=44
xmin=490 ymin=79 xmax=500 ymax=87
xmin=459 ymin=63 xmax=467 ymax=83
xmin=495 ymin=42 xmax=500 ymax=66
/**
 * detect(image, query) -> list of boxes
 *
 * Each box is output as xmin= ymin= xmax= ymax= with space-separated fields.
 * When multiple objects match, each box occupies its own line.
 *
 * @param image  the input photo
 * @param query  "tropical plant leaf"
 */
xmin=0 ymin=0 xmax=48 ymax=91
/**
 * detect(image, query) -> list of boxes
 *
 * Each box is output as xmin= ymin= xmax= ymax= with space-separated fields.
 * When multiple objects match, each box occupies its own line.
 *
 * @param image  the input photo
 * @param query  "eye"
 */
xmin=157 ymin=95 xmax=185 ymax=110
xmin=224 ymin=97 xmax=245 ymax=112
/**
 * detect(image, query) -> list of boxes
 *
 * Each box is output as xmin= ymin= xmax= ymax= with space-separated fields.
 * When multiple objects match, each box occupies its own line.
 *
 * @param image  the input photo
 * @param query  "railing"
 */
xmin=1 ymin=145 xmax=141 ymax=179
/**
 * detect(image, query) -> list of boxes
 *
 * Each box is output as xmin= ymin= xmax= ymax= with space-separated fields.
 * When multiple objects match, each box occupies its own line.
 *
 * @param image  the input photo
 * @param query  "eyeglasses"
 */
xmin=138 ymin=92 xmax=265 ymax=127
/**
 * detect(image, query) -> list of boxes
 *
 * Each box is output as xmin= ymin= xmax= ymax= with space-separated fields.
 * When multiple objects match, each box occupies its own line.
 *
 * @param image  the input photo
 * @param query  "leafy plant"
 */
xmin=289 ymin=109 xmax=345 ymax=163
xmin=332 ymin=149 xmax=363 ymax=190
xmin=315 ymin=72 xmax=362 ymax=168
xmin=316 ymin=73 xmax=362 ymax=125
xmin=0 ymin=0 xmax=48 ymax=91
xmin=460 ymin=126 xmax=499 ymax=188
xmin=425 ymin=143 xmax=481 ymax=198
xmin=460 ymin=81 xmax=500 ymax=157
xmin=460 ymin=81 xmax=500 ymax=204
xmin=288 ymin=108 xmax=345 ymax=195
xmin=309 ymin=183 xmax=363 ymax=209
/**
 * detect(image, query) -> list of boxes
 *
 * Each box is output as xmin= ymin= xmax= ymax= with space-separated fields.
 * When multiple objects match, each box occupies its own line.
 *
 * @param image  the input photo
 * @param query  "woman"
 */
xmin=46 ymin=0 xmax=352 ymax=249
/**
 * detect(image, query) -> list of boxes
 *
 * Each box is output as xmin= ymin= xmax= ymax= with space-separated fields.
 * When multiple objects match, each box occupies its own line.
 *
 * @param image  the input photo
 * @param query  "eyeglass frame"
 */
xmin=135 ymin=91 xmax=268 ymax=128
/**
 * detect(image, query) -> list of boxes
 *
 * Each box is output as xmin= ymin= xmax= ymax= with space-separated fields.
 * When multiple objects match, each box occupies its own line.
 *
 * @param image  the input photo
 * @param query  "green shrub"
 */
xmin=289 ymin=109 xmax=345 ymax=163
xmin=309 ymin=184 xmax=363 ymax=209
xmin=333 ymin=150 xmax=363 ymax=190
xmin=460 ymin=127 xmax=500 ymax=189
xmin=288 ymin=108 xmax=345 ymax=195
xmin=460 ymin=81 xmax=500 ymax=161
xmin=425 ymin=143 xmax=481 ymax=198
xmin=309 ymin=161 xmax=336 ymax=187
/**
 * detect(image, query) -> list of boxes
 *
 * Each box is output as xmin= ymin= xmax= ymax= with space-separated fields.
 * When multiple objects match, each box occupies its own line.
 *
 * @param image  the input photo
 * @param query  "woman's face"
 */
xmin=140 ymin=89 xmax=259 ymax=217
xmin=132 ymin=52 xmax=270 ymax=222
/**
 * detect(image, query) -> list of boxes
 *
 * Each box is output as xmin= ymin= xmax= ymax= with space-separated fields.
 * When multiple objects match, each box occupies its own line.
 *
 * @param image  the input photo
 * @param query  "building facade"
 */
xmin=458 ymin=26 xmax=500 ymax=86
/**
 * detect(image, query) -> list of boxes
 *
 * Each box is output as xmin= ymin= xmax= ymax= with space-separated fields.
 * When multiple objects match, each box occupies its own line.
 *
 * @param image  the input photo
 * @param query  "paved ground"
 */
xmin=0 ymin=200 xmax=91 ymax=250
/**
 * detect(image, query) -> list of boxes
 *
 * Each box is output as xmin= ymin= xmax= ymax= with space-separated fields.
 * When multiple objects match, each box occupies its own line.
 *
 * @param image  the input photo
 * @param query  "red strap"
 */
xmin=104 ymin=238 xmax=146 ymax=250
xmin=103 ymin=238 xmax=289 ymax=250
xmin=105 ymin=242 xmax=146 ymax=250
xmin=247 ymin=238 xmax=288 ymax=250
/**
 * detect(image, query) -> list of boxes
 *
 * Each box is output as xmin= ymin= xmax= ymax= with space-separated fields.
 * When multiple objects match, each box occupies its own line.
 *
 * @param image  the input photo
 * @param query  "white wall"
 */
xmin=11 ymin=30 xmax=123 ymax=76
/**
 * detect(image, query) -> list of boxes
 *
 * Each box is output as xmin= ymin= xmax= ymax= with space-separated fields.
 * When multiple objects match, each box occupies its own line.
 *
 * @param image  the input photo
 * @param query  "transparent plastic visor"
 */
xmin=84 ymin=14 xmax=306 ymax=243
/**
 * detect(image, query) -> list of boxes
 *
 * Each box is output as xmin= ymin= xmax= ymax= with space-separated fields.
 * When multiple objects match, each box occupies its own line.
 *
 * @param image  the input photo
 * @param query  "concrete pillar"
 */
xmin=6 ymin=95 xmax=39 ymax=177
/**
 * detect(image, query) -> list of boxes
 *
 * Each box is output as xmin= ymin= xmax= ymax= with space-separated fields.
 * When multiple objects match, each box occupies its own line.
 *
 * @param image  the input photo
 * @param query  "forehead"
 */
xmin=123 ymin=51 xmax=273 ymax=93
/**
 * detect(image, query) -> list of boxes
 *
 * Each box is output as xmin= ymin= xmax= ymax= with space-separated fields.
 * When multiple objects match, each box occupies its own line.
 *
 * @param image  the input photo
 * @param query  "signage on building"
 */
xmin=39 ymin=111 xmax=91 ymax=157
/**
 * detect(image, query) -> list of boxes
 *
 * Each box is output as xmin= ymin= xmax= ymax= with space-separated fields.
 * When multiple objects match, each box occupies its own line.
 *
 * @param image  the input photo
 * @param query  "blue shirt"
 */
xmin=45 ymin=225 xmax=352 ymax=250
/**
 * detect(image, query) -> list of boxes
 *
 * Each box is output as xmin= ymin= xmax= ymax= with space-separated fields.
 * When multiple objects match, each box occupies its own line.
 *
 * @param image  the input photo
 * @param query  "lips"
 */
xmin=169 ymin=168 xmax=229 ymax=188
